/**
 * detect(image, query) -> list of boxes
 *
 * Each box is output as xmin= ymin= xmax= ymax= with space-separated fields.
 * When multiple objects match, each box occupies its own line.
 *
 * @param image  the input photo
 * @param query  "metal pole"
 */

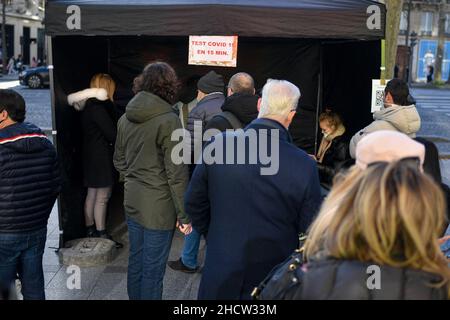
xmin=46 ymin=35 xmax=63 ymax=249
xmin=314 ymin=44 xmax=323 ymax=156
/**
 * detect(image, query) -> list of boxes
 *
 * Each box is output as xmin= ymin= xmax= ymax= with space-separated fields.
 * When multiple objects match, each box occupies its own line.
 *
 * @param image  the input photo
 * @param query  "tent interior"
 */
xmin=51 ymin=35 xmax=381 ymax=244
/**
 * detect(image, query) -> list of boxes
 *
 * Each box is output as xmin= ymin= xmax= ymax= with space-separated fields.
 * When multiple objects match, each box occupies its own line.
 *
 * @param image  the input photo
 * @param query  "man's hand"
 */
xmin=177 ymin=222 xmax=192 ymax=235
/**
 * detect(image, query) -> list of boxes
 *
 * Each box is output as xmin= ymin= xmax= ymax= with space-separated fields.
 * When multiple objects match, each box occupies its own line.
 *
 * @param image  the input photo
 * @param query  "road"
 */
xmin=412 ymin=88 xmax=450 ymax=185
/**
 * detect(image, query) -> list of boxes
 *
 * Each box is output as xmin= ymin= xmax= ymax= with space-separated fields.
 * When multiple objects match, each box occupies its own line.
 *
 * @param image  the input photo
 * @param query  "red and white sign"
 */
xmin=189 ymin=36 xmax=238 ymax=67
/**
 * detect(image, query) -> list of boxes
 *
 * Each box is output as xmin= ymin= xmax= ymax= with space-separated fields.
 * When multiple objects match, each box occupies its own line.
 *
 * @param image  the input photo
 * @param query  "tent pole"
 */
xmin=46 ymin=35 xmax=63 ymax=249
xmin=314 ymin=44 xmax=323 ymax=155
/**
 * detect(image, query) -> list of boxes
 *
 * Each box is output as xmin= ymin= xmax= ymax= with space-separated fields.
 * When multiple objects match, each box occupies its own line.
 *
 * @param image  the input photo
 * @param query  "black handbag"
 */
xmin=251 ymin=236 xmax=306 ymax=300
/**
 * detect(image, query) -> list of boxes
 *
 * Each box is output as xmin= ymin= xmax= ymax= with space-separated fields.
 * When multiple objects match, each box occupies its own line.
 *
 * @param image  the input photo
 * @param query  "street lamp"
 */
xmin=408 ymin=31 xmax=418 ymax=86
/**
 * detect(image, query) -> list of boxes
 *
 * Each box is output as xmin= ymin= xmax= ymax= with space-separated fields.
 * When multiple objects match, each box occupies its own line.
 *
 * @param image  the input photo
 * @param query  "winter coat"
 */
xmin=113 ymin=91 xmax=190 ymax=230
xmin=68 ymin=88 xmax=118 ymax=187
xmin=186 ymin=118 xmax=322 ymax=300
xmin=0 ymin=122 xmax=61 ymax=233
xmin=414 ymin=137 xmax=450 ymax=224
xmin=186 ymin=92 xmax=225 ymax=154
xmin=350 ymin=104 xmax=421 ymax=158
xmin=297 ymin=259 xmax=448 ymax=300
xmin=205 ymin=93 xmax=259 ymax=131
xmin=317 ymin=132 xmax=351 ymax=188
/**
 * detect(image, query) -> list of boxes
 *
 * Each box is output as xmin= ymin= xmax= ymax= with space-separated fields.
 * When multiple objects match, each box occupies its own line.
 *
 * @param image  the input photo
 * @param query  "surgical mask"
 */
xmin=322 ymin=131 xmax=330 ymax=139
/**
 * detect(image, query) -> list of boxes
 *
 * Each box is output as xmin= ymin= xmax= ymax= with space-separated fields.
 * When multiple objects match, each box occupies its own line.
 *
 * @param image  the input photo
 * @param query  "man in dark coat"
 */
xmin=186 ymin=70 xmax=225 ymax=161
xmin=168 ymin=72 xmax=259 ymax=273
xmin=205 ymin=72 xmax=259 ymax=131
xmin=0 ymin=90 xmax=61 ymax=300
xmin=185 ymin=80 xmax=322 ymax=300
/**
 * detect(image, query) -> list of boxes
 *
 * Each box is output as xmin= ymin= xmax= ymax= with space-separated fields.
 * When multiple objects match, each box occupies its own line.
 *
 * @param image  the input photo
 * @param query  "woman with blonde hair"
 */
xmin=313 ymin=110 xmax=350 ymax=189
xmin=300 ymin=131 xmax=450 ymax=299
xmin=68 ymin=73 xmax=118 ymax=239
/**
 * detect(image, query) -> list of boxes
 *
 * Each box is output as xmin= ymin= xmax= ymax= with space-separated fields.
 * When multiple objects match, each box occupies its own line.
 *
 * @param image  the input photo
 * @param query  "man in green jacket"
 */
xmin=114 ymin=62 xmax=191 ymax=300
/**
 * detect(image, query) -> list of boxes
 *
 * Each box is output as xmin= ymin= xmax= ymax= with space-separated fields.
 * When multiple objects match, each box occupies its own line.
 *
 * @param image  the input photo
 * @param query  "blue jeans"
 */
xmin=126 ymin=217 xmax=174 ymax=300
xmin=0 ymin=227 xmax=47 ymax=300
xmin=181 ymin=228 xmax=201 ymax=269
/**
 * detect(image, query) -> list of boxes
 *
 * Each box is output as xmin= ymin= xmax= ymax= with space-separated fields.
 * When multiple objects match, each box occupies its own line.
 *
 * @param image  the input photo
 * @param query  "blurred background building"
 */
xmin=397 ymin=0 xmax=450 ymax=83
xmin=1 ymin=0 xmax=45 ymax=70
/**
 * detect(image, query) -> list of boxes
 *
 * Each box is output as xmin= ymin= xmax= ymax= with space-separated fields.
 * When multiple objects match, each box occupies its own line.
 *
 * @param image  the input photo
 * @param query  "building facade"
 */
xmin=1 ymin=0 xmax=45 ymax=66
xmin=398 ymin=0 xmax=450 ymax=83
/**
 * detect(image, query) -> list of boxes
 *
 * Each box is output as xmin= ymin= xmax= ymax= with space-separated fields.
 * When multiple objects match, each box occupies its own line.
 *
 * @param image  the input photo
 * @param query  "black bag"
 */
xmin=251 ymin=236 xmax=306 ymax=300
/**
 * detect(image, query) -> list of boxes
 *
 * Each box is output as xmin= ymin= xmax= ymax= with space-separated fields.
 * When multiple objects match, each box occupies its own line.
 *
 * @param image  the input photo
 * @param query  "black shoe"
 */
xmin=86 ymin=225 xmax=97 ymax=238
xmin=167 ymin=258 xmax=198 ymax=273
xmin=97 ymin=230 xmax=124 ymax=249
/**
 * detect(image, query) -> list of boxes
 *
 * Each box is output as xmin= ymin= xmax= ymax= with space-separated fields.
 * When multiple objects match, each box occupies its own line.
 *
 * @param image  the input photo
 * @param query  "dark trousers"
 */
xmin=126 ymin=217 xmax=174 ymax=300
xmin=0 ymin=227 xmax=47 ymax=300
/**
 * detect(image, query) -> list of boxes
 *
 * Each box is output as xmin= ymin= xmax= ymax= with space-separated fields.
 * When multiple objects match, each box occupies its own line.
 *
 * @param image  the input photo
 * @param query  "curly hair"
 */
xmin=138 ymin=61 xmax=179 ymax=104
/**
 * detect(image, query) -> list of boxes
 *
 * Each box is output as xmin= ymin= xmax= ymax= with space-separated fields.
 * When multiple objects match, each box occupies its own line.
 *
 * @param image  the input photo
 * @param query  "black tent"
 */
xmin=45 ymin=0 xmax=386 ymax=244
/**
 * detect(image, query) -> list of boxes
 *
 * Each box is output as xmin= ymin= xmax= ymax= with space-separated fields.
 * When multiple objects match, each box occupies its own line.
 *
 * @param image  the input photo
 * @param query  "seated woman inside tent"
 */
xmin=312 ymin=110 xmax=350 ymax=189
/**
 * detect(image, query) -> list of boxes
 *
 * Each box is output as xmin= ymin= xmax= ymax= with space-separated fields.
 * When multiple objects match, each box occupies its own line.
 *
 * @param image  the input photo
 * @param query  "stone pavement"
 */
xmin=41 ymin=206 xmax=205 ymax=300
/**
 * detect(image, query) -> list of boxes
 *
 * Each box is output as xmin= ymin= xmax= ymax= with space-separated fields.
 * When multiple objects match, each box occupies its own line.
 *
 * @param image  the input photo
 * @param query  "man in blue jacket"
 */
xmin=0 ymin=90 xmax=61 ymax=300
xmin=185 ymin=79 xmax=322 ymax=300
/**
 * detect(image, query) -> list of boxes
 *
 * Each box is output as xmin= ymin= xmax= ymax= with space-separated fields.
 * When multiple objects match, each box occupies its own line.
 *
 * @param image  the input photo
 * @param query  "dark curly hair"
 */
xmin=138 ymin=61 xmax=179 ymax=104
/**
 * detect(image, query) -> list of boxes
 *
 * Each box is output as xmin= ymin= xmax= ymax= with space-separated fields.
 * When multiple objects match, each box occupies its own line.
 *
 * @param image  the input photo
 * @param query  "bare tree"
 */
xmin=379 ymin=0 xmax=404 ymax=80
xmin=434 ymin=0 xmax=446 ymax=82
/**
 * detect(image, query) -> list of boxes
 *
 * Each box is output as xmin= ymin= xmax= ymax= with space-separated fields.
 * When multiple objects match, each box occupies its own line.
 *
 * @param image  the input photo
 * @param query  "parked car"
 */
xmin=19 ymin=66 xmax=50 ymax=89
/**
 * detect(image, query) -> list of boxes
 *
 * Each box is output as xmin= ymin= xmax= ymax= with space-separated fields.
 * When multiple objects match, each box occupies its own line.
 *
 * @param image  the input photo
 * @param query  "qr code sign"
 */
xmin=375 ymin=90 xmax=385 ymax=107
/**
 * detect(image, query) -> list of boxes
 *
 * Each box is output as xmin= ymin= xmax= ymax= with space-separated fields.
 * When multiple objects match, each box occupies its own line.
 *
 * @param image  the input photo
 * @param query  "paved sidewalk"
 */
xmin=39 ymin=207 xmax=205 ymax=300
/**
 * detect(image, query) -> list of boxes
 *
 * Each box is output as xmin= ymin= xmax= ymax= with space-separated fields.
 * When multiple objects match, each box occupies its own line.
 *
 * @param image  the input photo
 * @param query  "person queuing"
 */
xmin=113 ymin=62 xmax=192 ymax=300
xmin=0 ymin=90 xmax=61 ymax=300
xmin=312 ymin=110 xmax=350 ymax=189
xmin=187 ymin=70 xmax=225 ymax=165
xmin=68 ymin=74 xmax=119 ymax=241
xmin=349 ymin=79 xmax=421 ymax=158
xmin=205 ymin=72 xmax=259 ymax=131
xmin=168 ymin=72 xmax=259 ymax=274
xmin=185 ymin=79 xmax=322 ymax=300
xmin=299 ymin=131 xmax=449 ymax=299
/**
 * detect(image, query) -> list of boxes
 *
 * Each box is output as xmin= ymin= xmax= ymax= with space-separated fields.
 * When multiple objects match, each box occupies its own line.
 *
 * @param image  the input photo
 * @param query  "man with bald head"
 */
xmin=167 ymin=72 xmax=260 ymax=274
xmin=205 ymin=72 xmax=260 ymax=131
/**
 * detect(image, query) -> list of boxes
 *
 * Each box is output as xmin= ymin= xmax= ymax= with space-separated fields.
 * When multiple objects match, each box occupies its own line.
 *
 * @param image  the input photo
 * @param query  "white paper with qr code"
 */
xmin=371 ymin=79 xmax=390 ymax=113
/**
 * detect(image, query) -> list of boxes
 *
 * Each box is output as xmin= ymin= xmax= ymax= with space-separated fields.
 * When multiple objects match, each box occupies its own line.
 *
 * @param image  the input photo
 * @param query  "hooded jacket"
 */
xmin=350 ymin=104 xmax=421 ymax=158
xmin=113 ymin=91 xmax=190 ymax=230
xmin=0 ymin=122 xmax=61 ymax=233
xmin=205 ymin=93 xmax=259 ymax=131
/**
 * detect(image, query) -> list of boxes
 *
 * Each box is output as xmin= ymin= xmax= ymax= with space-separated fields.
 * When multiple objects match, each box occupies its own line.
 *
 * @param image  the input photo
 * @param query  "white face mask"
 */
xmin=322 ymin=131 xmax=330 ymax=139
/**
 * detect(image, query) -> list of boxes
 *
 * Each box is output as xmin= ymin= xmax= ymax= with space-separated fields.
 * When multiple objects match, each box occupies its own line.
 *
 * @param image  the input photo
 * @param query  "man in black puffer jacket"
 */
xmin=0 ymin=90 xmax=61 ymax=300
